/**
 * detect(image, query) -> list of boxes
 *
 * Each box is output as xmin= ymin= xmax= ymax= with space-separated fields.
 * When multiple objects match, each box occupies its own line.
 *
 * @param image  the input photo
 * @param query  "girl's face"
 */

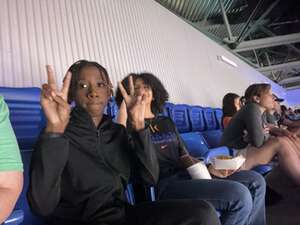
xmin=234 ymin=97 xmax=241 ymax=111
xmin=256 ymin=88 xmax=274 ymax=110
xmin=134 ymin=78 xmax=154 ymax=105
xmin=75 ymin=66 xmax=110 ymax=117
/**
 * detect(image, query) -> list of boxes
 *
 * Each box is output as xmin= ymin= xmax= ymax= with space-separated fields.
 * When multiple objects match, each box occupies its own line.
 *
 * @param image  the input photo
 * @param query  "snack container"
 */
xmin=212 ymin=155 xmax=245 ymax=170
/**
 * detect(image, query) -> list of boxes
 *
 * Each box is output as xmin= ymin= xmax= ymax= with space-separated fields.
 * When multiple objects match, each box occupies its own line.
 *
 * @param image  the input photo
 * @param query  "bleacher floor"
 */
xmin=266 ymin=166 xmax=300 ymax=225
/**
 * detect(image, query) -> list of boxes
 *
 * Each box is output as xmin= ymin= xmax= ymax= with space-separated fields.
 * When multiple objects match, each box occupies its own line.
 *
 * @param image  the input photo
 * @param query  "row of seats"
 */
xmin=107 ymin=99 xmax=224 ymax=154
xmin=0 ymin=87 xmax=271 ymax=224
xmin=107 ymin=96 xmax=272 ymax=175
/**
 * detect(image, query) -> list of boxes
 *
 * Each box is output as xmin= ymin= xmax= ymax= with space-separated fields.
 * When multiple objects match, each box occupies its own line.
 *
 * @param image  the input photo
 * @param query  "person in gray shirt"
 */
xmin=221 ymin=83 xmax=300 ymax=186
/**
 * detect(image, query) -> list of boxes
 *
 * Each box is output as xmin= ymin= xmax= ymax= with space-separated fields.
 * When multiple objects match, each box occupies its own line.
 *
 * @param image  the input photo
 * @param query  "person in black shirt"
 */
xmin=116 ymin=73 xmax=266 ymax=225
xmin=27 ymin=60 xmax=220 ymax=225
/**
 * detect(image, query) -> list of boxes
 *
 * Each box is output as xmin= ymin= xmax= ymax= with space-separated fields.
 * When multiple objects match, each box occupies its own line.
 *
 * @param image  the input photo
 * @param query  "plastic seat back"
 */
xmin=0 ymin=87 xmax=45 ymax=150
xmin=188 ymin=106 xmax=206 ymax=132
xmin=106 ymin=97 xmax=119 ymax=119
xmin=214 ymin=108 xmax=223 ymax=129
xmin=169 ymin=104 xmax=190 ymax=133
xmin=203 ymin=107 xmax=218 ymax=131
xmin=180 ymin=132 xmax=209 ymax=158
xmin=202 ymin=130 xmax=223 ymax=148
xmin=162 ymin=102 xmax=174 ymax=117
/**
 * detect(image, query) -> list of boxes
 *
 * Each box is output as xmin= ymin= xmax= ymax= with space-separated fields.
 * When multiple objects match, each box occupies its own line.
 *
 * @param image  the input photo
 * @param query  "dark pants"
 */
xmin=125 ymin=199 xmax=221 ymax=225
xmin=45 ymin=199 xmax=220 ymax=225
xmin=159 ymin=170 xmax=266 ymax=225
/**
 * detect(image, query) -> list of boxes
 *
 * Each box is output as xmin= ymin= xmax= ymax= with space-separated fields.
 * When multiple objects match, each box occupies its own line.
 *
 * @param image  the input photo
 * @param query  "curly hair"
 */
xmin=115 ymin=73 xmax=169 ymax=115
xmin=67 ymin=60 xmax=113 ymax=103
xmin=222 ymin=93 xmax=240 ymax=117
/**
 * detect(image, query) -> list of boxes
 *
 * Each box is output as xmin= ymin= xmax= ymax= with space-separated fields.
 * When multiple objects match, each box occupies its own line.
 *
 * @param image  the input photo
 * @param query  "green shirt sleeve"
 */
xmin=0 ymin=96 xmax=23 ymax=171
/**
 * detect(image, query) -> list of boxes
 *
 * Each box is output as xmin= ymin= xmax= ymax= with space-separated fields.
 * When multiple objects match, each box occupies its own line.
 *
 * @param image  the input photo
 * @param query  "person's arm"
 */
xmin=27 ymin=133 xmax=69 ymax=216
xmin=127 ymin=127 xmax=159 ymax=185
xmin=244 ymin=104 xmax=266 ymax=147
xmin=0 ymin=97 xmax=23 ymax=223
xmin=116 ymin=101 xmax=159 ymax=184
xmin=0 ymin=172 xmax=23 ymax=223
xmin=27 ymin=65 xmax=71 ymax=216
xmin=118 ymin=76 xmax=160 ymax=185
xmin=116 ymin=100 xmax=127 ymax=127
xmin=282 ymin=117 xmax=300 ymax=129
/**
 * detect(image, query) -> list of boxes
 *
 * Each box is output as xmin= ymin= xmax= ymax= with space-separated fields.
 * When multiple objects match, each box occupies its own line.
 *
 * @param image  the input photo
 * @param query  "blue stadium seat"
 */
xmin=187 ymin=106 xmax=206 ymax=132
xmin=125 ymin=184 xmax=135 ymax=205
xmin=0 ymin=87 xmax=46 ymax=150
xmin=214 ymin=108 xmax=223 ymax=130
xmin=162 ymin=102 xmax=174 ymax=117
xmin=202 ymin=130 xmax=223 ymax=148
xmin=252 ymin=165 xmax=273 ymax=175
xmin=201 ymin=107 xmax=222 ymax=148
xmin=202 ymin=107 xmax=218 ymax=130
xmin=180 ymin=132 xmax=209 ymax=159
xmin=106 ymin=96 xmax=119 ymax=118
xmin=3 ymin=210 xmax=24 ymax=225
xmin=0 ymin=87 xmax=44 ymax=225
xmin=169 ymin=104 xmax=191 ymax=133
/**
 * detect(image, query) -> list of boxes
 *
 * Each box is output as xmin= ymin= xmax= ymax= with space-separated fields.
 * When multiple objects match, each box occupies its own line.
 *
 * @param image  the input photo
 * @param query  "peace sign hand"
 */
xmin=41 ymin=65 xmax=72 ymax=133
xmin=118 ymin=76 xmax=145 ymax=131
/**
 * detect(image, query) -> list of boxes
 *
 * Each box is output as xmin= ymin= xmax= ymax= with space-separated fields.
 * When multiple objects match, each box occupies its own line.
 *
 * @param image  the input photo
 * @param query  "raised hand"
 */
xmin=116 ymin=100 xmax=128 ymax=127
xmin=118 ymin=76 xmax=145 ymax=131
xmin=41 ymin=65 xmax=71 ymax=133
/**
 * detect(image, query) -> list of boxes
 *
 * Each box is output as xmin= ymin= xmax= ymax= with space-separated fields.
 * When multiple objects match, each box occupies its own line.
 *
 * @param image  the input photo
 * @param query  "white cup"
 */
xmin=187 ymin=161 xmax=212 ymax=180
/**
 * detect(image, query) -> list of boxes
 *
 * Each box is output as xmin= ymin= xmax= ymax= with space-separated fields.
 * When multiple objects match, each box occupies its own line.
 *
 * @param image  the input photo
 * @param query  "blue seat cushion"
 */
xmin=202 ymin=130 xmax=223 ymax=148
xmin=170 ymin=104 xmax=191 ymax=133
xmin=188 ymin=106 xmax=205 ymax=132
xmin=180 ymin=132 xmax=209 ymax=158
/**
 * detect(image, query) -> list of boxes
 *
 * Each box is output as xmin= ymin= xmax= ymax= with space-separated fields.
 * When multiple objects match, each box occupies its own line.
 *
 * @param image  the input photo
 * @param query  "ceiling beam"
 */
xmin=233 ymin=32 xmax=300 ymax=52
xmin=258 ymin=60 xmax=300 ymax=73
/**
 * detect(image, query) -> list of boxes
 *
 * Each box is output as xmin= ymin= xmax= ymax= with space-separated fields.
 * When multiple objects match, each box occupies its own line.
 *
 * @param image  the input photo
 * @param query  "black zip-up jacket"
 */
xmin=27 ymin=106 xmax=159 ymax=225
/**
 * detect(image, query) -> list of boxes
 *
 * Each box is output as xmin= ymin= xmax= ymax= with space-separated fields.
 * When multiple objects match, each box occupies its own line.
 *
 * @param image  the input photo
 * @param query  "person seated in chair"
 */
xmin=0 ymin=96 xmax=23 ymax=223
xmin=222 ymin=83 xmax=300 ymax=186
xmin=27 ymin=60 xmax=220 ymax=225
xmin=116 ymin=73 xmax=266 ymax=225
xmin=222 ymin=93 xmax=241 ymax=128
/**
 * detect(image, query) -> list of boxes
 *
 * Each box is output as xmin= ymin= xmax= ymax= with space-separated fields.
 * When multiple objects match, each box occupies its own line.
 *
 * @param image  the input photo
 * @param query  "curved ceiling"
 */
xmin=155 ymin=0 xmax=300 ymax=89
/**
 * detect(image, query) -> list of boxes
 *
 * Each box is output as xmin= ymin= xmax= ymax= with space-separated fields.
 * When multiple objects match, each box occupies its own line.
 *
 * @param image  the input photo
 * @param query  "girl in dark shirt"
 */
xmin=222 ymin=83 xmax=300 ymax=186
xmin=116 ymin=73 xmax=266 ymax=225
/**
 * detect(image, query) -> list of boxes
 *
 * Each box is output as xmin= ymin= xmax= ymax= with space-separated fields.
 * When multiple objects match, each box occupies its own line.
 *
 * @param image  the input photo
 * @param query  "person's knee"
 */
xmin=191 ymin=200 xmax=220 ymax=225
xmin=229 ymin=182 xmax=253 ymax=214
xmin=243 ymin=170 xmax=266 ymax=195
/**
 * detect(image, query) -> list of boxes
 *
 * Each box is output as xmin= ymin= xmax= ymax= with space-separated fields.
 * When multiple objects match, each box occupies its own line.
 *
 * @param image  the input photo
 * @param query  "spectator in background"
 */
xmin=0 ymin=96 xmax=23 ymax=223
xmin=222 ymin=93 xmax=241 ymax=128
xmin=240 ymin=96 xmax=246 ymax=107
xmin=268 ymin=96 xmax=300 ymax=135
xmin=221 ymin=83 xmax=300 ymax=186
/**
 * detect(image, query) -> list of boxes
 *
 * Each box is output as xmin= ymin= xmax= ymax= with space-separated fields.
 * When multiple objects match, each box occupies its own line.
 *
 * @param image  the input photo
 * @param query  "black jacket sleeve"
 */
xmin=128 ymin=127 xmax=159 ymax=185
xmin=27 ymin=133 xmax=69 ymax=216
xmin=173 ymin=123 xmax=190 ymax=156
